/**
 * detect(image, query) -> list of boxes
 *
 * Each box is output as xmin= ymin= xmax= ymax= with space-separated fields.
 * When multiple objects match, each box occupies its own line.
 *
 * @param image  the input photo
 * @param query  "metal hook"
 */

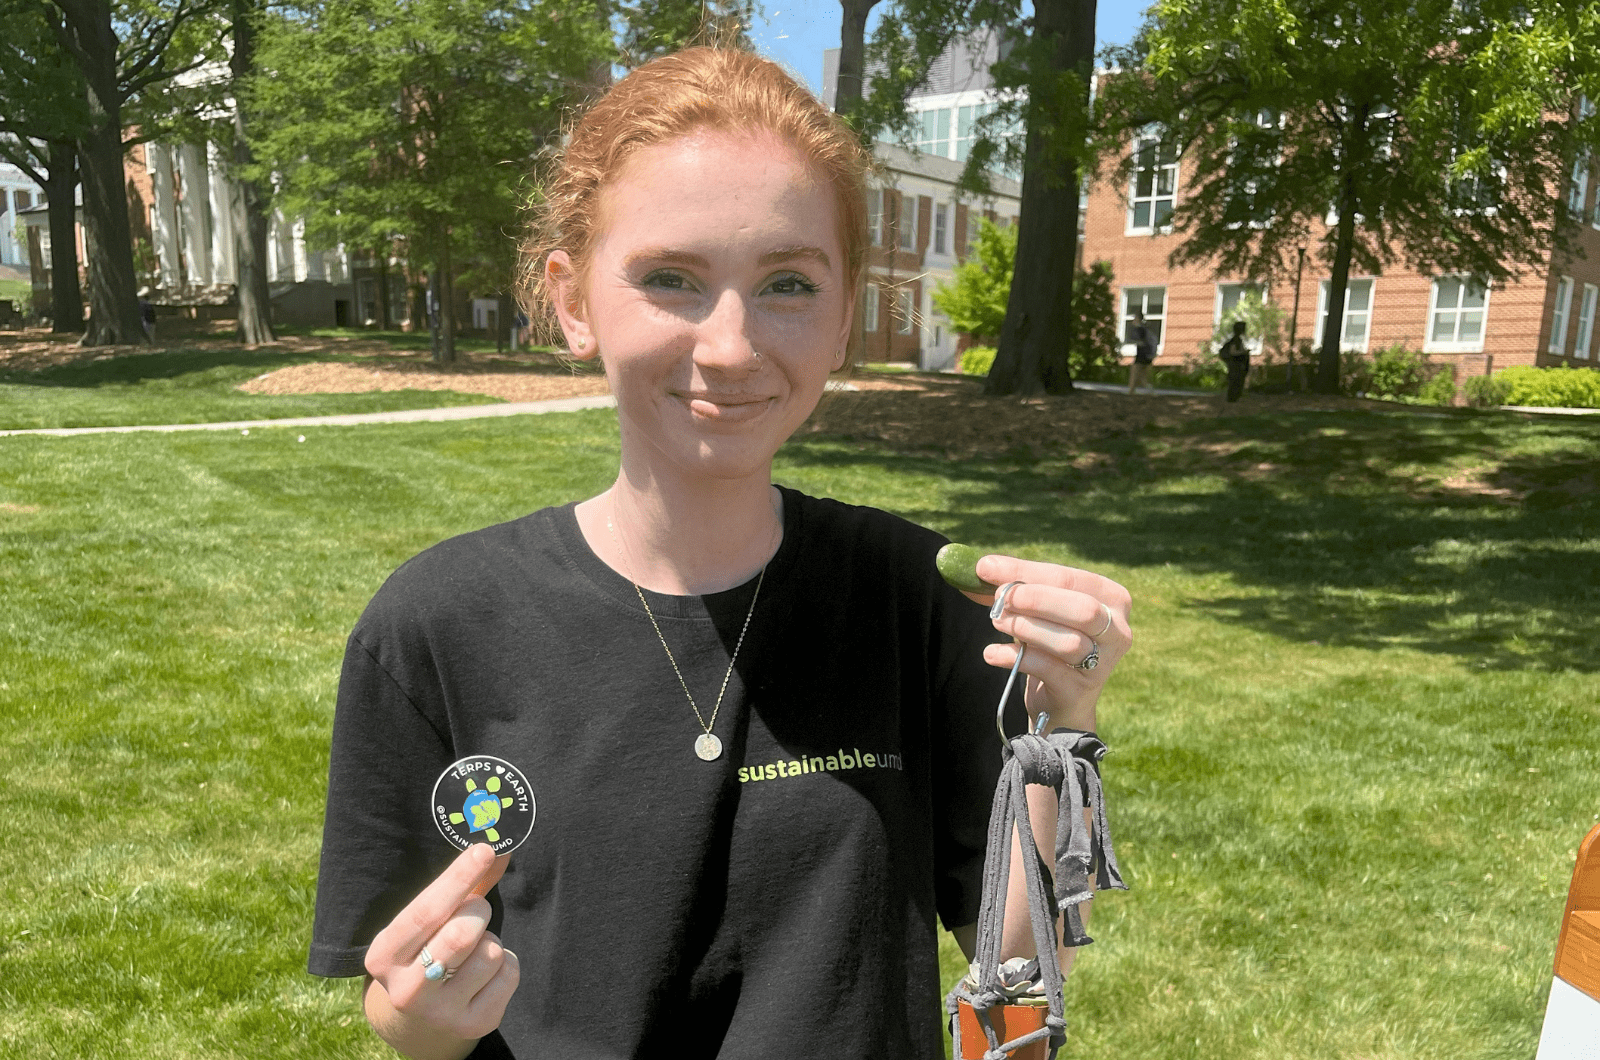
xmin=991 ymin=581 xmax=1026 ymax=745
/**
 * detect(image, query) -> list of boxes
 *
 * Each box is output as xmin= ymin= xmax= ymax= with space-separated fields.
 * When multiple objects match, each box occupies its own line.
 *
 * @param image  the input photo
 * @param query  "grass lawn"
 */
xmin=0 ymin=278 xmax=31 ymax=306
xmin=0 ymin=400 xmax=1595 ymax=1058
xmin=0 ymin=342 xmax=503 ymax=431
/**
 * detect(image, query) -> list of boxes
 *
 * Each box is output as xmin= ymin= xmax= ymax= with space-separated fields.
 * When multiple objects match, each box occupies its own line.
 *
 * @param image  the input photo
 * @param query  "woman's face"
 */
xmin=550 ymin=129 xmax=853 ymax=484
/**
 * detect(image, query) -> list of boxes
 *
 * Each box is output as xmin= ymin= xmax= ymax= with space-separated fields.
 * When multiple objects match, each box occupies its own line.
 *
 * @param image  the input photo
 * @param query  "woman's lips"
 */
xmin=682 ymin=394 xmax=774 ymax=422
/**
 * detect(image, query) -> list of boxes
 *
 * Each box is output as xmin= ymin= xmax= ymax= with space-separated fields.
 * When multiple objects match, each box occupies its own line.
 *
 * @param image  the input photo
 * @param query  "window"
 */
xmin=1127 ymin=133 xmax=1177 ymax=232
xmin=1549 ymin=276 xmax=1574 ymax=354
xmin=1316 ymin=279 xmax=1375 ymax=352
xmin=1568 ymin=156 xmax=1589 ymax=219
xmin=1216 ymin=282 xmax=1265 ymax=322
xmin=934 ymin=203 xmax=948 ymax=255
xmin=1576 ymin=283 xmax=1598 ymax=360
xmin=967 ymin=210 xmax=979 ymax=253
xmin=898 ymin=194 xmax=917 ymax=250
xmin=1425 ymin=276 xmax=1489 ymax=352
xmin=1224 ymin=110 xmax=1280 ymax=227
xmin=863 ymin=283 xmax=880 ymax=333
xmin=894 ymin=287 xmax=914 ymax=334
xmin=915 ymin=108 xmax=951 ymax=158
xmin=956 ymin=103 xmax=991 ymax=163
xmin=866 ymin=189 xmax=883 ymax=247
xmin=1217 ymin=282 xmax=1266 ymax=353
xmin=1121 ymin=286 xmax=1166 ymax=354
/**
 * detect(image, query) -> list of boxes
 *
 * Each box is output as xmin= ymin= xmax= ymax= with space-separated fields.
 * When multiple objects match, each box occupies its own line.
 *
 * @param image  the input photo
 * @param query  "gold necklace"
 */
xmin=606 ymin=502 xmax=771 ymax=762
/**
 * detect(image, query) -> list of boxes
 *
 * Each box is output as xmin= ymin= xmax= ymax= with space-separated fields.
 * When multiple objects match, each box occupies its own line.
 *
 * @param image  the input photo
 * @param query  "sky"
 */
xmin=746 ymin=1 xmax=1149 ymax=95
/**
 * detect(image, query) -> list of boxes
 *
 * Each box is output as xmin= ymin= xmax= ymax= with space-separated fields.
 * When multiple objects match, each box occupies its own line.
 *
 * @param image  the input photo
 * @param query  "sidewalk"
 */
xmin=1073 ymin=379 xmax=1208 ymax=398
xmin=0 ymin=394 xmax=618 ymax=438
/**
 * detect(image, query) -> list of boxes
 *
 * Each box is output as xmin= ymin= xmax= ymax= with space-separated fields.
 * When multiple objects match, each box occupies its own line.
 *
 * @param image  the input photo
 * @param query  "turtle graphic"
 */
xmin=447 ymin=776 xmax=515 ymax=842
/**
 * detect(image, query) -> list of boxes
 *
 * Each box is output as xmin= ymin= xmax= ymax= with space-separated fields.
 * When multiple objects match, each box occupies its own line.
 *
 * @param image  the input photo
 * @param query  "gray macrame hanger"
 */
xmin=946 ymin=581 xmax=1129 ymax=1060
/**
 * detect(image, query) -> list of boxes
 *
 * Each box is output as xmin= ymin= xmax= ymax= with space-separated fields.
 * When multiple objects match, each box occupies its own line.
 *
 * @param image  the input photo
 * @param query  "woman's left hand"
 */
xmin=965 ymin=554 xmax=1131 ymax=732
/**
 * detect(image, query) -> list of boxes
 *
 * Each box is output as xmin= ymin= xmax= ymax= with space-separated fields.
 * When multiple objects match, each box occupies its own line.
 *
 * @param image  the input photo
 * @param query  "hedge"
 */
xmin=1464 ymin=365 xmax=1600 ymax=409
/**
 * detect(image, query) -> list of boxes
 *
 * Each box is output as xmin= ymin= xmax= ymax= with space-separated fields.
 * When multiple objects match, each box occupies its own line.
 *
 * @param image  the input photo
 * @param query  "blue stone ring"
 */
xmin=419 ymin=946 xmax=452 ymax=982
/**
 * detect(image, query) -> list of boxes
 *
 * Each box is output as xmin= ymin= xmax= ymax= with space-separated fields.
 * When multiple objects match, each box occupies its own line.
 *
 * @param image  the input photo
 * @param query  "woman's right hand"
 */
xmin=361 ymin=843 xmax=519 ymax=1060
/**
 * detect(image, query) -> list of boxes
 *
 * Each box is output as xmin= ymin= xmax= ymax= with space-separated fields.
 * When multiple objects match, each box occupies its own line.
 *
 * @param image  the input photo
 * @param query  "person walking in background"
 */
xmin=1127 ymin=311 xmax=1157 ymax=394
xmin=1218 ymin=319 xmax=1250 ymax=402
xmin=137 ymin=287 xmax=156 ymax=342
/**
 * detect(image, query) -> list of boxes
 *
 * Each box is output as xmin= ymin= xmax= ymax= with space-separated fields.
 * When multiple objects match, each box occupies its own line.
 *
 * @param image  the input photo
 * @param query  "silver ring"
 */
xmin=1074 ymin=637 xmax=1100 ymax=671
xmin=1091 ymin=604 xmax=1113 ymax=639
xmin=419 ymin=946 xmax=450 ymax=982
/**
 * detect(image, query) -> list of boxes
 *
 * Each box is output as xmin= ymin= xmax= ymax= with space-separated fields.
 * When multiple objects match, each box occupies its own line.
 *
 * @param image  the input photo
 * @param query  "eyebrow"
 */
xmin=758 ymin=245 xmax=833 ymax=270
xmin=623 ymin=245 xmax=834 ymax=272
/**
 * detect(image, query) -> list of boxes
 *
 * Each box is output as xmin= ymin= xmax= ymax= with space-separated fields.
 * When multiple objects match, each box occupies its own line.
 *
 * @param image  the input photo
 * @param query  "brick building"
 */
xmin=1082 ymin=124 xmax=1600 ymax=383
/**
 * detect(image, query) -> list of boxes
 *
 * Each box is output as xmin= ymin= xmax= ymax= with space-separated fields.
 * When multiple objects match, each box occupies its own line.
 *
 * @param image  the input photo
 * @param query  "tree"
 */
xmin=833 ymin=0 xmax=882 ymax=124
xmin=932 ymin=216 xmax=1012 ymax=339
xmin=618 ymin=0 xmax=756 ymax=66
xmin=251 ymin=0 xmax=606 ymax=362
xmin=43 ymin=0 xmax=226 ymax=345
xmin=862 ymin=0 xmax=1098 ymax=395
xmin=935 ymin=217 xmax=1118 ymax=374
xmin=0 ymin=0 xmax=89 ymax=331
xmin=226 ymin=0 xmax=276 ymax=345
xmin=1098 ymin=0 xmax=1600 ymax=393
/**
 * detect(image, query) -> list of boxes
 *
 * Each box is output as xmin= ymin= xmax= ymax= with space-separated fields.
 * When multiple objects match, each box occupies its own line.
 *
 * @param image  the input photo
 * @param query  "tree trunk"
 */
xmin=985 ymin=0 xmax=1094 ymax=396
xmin=376 ymin=249 xmax=391 ymax=330
xmin=44 ymin=140 xmax=83 ymax=333
xmin=55 ymin=0 xmax=147 ymax=345
xmin=230 ymin=0 xmax=278 ymax=346
xmin=834 ymin=0 xmax=880 ymax=120
xmin=436 ymin=235 xmax=457 ymax=363
xmin=1316 ymin=167 xmax=1359 ymax=394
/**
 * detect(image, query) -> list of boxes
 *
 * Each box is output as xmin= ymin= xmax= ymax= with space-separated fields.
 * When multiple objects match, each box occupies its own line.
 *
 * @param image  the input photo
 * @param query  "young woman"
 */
xmin=308 ymin=47 xmax=1131 ymax=1060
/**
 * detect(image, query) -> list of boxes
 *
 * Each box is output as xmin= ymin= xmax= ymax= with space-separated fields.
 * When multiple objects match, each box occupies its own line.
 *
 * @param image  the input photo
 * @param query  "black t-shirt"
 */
xmin=308 ymin=486 xmax=1019 ymax=1059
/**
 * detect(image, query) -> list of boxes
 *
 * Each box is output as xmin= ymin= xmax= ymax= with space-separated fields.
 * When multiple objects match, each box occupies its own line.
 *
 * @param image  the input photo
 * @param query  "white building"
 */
xmin=1 ymin=160 xmax=46 ymax=270
xmin=825 ymin=35 xmax=1025 ymax=368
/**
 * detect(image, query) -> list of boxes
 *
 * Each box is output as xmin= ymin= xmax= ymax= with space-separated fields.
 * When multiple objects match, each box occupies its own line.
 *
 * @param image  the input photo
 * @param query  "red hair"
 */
xmin=521 ymin=47 xmax=870 ymax=327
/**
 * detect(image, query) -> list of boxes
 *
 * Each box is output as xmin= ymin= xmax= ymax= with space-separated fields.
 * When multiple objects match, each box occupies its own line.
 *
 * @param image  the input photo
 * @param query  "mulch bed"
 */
xmin=2 ymin=325 xmax=1396 ymax=456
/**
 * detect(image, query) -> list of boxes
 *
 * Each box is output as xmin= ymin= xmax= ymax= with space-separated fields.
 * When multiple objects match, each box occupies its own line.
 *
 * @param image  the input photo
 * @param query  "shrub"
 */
xmin=1366 ymin=345 xmax=1430 ymax=399
xmin=1418 ymin=367 xmax=1458 ymax=406
xmin=1480 ymin=365 xmax=1600 ymax=408
xmin=1464 ymin=373 xmax=1512 ymax=407
xmin=960 ymin=346 xmax=997 ymax=377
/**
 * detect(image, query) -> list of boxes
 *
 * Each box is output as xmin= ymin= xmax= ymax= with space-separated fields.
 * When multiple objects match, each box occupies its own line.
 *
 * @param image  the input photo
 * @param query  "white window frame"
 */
xmin=866 ymin=189 xmax=883 ymax=248
xmin=1126 ymin=130 xmax=1178 ymax=234
xmin=1120 ymin=286 xmax=1167 ymax=357
xmin=915 ymin=107 xmax=952 ymax=158
xmin=863 ymin=282 xmax=880 ymax=333
xmin=894 ymin=287 xmax=914 ymax=335
xmin=1315 ymin=279 xmax=1375 ymax=353
xmin=1216 ymin=282 xmax=1267 ymax=354
xmin=1550 ymin=276 xmax=1574 ymax=354
xmin=1568 ymin=156 xmax=1589 ymax=220
xmin=1424 ymin=276 xmax=1491 ymax=353
xmin=933 ymin=203 xmax=948 ymax=256
xmin=1575 ymin=283 xmax=1598 ymax=360
xmin=899 ymin=194 xmax=917 ymax=251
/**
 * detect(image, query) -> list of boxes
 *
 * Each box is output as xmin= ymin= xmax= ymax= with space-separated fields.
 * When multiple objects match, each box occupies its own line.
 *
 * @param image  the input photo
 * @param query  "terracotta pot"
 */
xmin=955 ymin=998 xmax=1049 ymax=1060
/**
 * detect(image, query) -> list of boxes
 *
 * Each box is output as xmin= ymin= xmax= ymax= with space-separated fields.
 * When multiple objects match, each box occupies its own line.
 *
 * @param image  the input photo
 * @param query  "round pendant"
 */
xmin=694 ymin=733 xmax=723 ymax=761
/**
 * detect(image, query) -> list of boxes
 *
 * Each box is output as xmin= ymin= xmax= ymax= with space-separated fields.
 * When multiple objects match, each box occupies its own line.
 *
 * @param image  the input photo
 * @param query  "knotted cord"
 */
xmin=945 ymin=729 xmax=1128 ymax=1060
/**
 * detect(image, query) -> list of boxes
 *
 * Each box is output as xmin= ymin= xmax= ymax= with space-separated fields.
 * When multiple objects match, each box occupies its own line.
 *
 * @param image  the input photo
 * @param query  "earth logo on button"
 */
xmin=432 ymin=754 xmax=537 ymax=855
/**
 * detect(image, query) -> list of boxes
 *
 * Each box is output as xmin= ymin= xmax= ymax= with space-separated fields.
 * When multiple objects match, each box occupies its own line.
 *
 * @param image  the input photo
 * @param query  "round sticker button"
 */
xmin=432 ymin=755 xmax=536 ymax=856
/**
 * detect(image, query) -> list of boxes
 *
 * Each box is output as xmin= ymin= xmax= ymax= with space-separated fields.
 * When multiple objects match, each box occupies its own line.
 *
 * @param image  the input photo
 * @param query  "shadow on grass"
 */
xmin=0 ymin=345 xmax=321 ymax=388
xmin=784 ymin=408 xmax=1600 ymax=673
